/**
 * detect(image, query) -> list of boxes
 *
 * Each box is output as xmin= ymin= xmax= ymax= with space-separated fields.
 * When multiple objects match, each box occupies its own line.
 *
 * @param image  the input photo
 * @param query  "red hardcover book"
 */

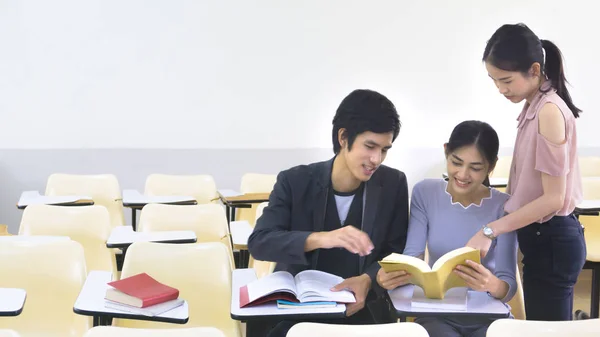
xmin=105 ymin=273 xmax=179 ymax=308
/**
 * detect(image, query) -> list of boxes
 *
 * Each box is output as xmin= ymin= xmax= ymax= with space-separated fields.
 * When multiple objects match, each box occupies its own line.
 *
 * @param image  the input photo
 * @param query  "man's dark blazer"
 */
xmin=247 ymin=156 xmax=409 ymax=294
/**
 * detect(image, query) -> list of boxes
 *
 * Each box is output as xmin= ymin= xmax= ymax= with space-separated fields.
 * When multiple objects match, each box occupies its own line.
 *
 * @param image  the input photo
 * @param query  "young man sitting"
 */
xmin=248 ymin=89 xmax=409 ymax=336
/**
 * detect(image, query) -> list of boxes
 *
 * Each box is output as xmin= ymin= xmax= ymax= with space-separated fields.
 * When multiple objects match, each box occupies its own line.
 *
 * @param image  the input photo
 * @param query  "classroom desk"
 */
xmin=106 ymin=226 xmax=197 ymax=249
xmin=73 ymin=271 xmax=189 ymax=326
xmin=230 ymin=220 xmax=253 ymax=268
xmin=387 ymin=285 xmax=510 ymax=321
xmin=0 ymin=288 xmax=26 ymax=317
xmin=489 ymin=177 xmax=508 ymax=189
xmin=575 ymin=200 xmax=600 ymax=216
xmin=16 ymin=191 xmax=94 ymax=209
xmin=217 ymin=190 xmax=270 ymax=224
xmin=230 ymin=268 xmax=346 ymax=337
xmin=0 ymin=236 xmax=71 ymax=243
xmin=574 ymin=199 xmax=600 ymax=318
xmin=121 ymin=190 xmax=197 ymax=230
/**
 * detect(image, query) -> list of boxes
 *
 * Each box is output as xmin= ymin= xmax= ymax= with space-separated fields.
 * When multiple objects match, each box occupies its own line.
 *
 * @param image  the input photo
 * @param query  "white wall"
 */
xmin=0 ymin=0 xmax=596 ymax=152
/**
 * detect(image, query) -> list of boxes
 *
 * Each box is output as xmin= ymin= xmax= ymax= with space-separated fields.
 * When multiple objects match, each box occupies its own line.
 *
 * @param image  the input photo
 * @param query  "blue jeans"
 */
xmin=517 ymin=214 xmax=586 ymax=320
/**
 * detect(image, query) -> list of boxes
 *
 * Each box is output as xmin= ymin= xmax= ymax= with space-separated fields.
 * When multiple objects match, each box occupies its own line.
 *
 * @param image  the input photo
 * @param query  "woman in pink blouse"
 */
xmin=466 ymin=23 xmax=586 ymax=321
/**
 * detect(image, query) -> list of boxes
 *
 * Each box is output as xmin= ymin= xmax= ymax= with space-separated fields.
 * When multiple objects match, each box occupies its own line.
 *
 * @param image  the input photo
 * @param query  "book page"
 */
xmin=431 ymin=247 xmax=481 ymax=296
xmin=246 ymin=271 xmax=297 ymax=302
xmin=378 ymin=253 xmax=432 ymax=292
xmin=294 ymin=270 xmax=355 ymax=303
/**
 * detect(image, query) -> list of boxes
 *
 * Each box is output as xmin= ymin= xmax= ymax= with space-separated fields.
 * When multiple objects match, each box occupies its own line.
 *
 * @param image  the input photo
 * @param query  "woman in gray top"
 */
xmin=377 ymin=120 xmax=518 ymax=337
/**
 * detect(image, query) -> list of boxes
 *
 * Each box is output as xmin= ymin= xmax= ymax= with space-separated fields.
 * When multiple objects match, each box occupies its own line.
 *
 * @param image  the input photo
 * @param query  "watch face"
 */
xmin=483 ymin=227 xmax=493 ymax=236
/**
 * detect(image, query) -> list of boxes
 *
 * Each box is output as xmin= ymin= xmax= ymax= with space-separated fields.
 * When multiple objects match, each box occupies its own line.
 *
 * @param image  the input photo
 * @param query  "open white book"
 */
xmin=239 ymin=270 xmax=356 ymax=307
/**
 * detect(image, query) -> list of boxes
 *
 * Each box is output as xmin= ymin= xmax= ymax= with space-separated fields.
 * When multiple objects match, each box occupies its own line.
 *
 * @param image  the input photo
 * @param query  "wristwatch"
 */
xmin=482 ymin=225 xmax=496 ymax=240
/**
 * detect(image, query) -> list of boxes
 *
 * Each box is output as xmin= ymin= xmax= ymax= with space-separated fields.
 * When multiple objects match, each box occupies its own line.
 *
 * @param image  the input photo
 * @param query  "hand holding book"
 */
xmin=377 ymin=268 xmax=412 ymax=290
xmin=330 ymin=273 xmax=371 ymax=317
xmin=378 ymin=247 xmax=481 ymax=299
xmin=454 ymin=259 xmax=509 ymax=300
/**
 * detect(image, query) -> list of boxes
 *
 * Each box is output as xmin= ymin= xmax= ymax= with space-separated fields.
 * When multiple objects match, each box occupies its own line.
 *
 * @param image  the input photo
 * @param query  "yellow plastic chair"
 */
xmin=0 ymin=240 xmax=90 ymax=337
xmin=491 ymin=156 xmax=512 ymax=178
xmin=137 ymin=203 xmax=234 ymax=268
xmin=506 ymin=266 xmax=525 ymax=319
xmin=236 ymin=173 xmax=276 ymax=225
xmin=144 ymin=174 xmax=218 ymax=204
xmin=113 ymin=242 xmax=241 ymax=337
xmin=0 ymin=225 xmax=10 ymax=236
xmin=45 ymin=173 xmax=125 ymax=228
xmin=487 ymin=318 xmax=600 ymax=337
xmin=0 ymin=330 xmax=20 ymax=337
xmin=247 ymin=202 xmax=276 ymax=278
xmin=489 ymin=155 xmax=512 ymax=193
xmin=84 ymin=326 xmax=225 ymax=337
xmin=577 ymin=177 xmax=600 ymax=318
xmin=287 ymin=322 xmax=429 ymax=337
xmin=579 ymin=156 xmax=600 ymax=177
xmin=18 ymin=204 xmax=117 ymax=277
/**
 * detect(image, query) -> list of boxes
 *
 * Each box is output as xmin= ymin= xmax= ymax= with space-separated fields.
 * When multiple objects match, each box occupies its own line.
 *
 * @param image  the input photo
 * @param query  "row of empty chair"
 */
xmin=40 ymin=172 xmax=277 ymax=229
xmin=0 ymin=239 xmax=240 ymax=337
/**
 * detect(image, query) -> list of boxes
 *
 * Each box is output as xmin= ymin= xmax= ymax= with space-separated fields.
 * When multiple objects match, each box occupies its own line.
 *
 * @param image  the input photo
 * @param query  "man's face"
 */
xmin=340 ymin=131 xmax=393 ymax=182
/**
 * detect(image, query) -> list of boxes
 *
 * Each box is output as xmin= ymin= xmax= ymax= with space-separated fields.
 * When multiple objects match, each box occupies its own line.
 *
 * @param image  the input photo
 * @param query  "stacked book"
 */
xmin=104 ymin=273 xmax=184 ymax=316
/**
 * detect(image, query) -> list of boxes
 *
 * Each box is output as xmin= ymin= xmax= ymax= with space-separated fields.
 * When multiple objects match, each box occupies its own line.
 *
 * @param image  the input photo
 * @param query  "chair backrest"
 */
xmin=0 ymin=330 xmax=20 ymax=337
xmin=255 ymin=202 xmax=268 ymax=225
xmin=248 ymin=202 xmax=276 ymax=278
xmin=144 ymin=174 xmax=218 ymax=204
xmin=239 ymin=173 xmax=276 ymax=194
xmin=579 ymin=214 xmax=600 ymax=263
xmin=0 ymin=240 xmax=89 ymax=337
xmin=113 ymin=242 xmax=241 ymax=337
xmin=237 ymin=174 xmax=276 ymax=225
xmin=287 ymin=322 xmax=429 ymax=337
xmin=579 ymin=156 xmax=600 ymax=177
xmin=19 ymin=204 xmax=116 ymax=275
xmin=487 ymin=318 xmax=600 ymax=337
xmin=491 ymin=156 xmax=513 ymax=178
xmin=582 ymin=177 xmax=600 ymax=199
xmin=84 ymin=326 xmax=225 ymax=337
xmin=137 ymin=204 xmax=234 ymax=266
xmin=45 ymin=173 xmax=125 ymax=228
xmin=506 ymin=265 xmax=526 ymax=319
xmin=0 ymin=225 xmax=10 ymax=236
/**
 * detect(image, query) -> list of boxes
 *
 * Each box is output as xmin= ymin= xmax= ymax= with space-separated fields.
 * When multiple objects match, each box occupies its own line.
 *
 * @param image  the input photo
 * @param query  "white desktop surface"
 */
xmin=106 ymin=226 xmax=197 ymax=248
xmin=388 ymin=284 xmax=510 ymax=318
xmin=73 ymin=270 xmax=189 ymax=323
xmin=230 ymin=221 xmax=253 ymax=248
xmin=122 ymin=190 xmax=196 ymax=206
xmin=0 ymin=288 xmax=26 ymax=316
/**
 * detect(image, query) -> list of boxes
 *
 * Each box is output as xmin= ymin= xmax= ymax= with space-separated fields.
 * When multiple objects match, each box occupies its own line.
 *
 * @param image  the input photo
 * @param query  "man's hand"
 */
xmin=331 ymin=274 xmax=372 ymax=316
xmin=376 ymin=267 xmax=411 ymax=290
xmin=305 ymin=226 xmax=374 ymax=256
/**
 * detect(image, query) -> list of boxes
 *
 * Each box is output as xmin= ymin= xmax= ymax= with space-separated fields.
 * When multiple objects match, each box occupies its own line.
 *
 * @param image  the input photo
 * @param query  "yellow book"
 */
xmin=378 ymin=247 xmax=481 ymax=299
